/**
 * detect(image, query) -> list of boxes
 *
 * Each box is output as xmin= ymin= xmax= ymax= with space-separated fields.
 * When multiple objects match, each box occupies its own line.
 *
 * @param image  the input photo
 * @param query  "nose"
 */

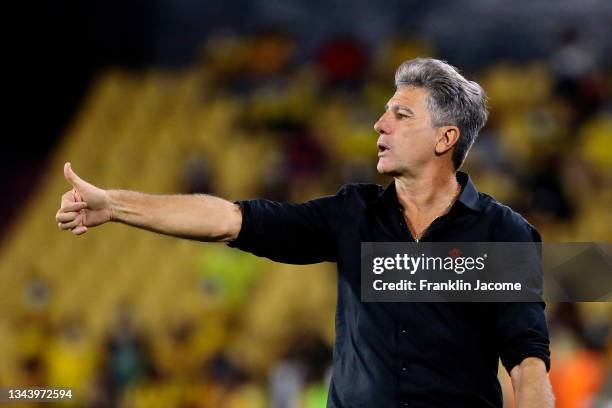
xmin=374 ymin=113 xmax=390 ymax=135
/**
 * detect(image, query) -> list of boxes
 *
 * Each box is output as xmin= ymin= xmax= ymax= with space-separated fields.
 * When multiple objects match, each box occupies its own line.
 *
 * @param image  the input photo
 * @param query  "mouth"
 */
xmin=377 ymin=142 xmax=390 ymax=156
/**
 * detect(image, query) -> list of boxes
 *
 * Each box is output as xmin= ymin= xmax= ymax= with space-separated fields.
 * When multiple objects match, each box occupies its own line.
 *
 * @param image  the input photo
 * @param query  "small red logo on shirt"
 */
xmin=449 ymin=248 xmax=462 ymax=258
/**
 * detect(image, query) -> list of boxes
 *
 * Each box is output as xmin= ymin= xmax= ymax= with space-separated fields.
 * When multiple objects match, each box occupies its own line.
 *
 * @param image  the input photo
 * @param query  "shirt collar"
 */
xmin=456 ymin=171 xmax=481 ymax=211
xmin=369 ymin=171 xmax=481 ymax=212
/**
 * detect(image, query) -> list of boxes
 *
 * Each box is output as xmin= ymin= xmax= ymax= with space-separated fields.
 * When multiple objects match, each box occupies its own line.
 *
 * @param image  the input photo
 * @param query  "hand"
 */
xmin=55 ymin=162 xmax=112 ymax=235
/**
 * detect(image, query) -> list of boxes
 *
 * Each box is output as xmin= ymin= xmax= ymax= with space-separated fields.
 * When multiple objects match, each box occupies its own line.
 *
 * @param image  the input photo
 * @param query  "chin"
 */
xmin=376 ymin=161 xmax=396 ymax=176
xmin=376 ymin=162 xmax=386 ymax=174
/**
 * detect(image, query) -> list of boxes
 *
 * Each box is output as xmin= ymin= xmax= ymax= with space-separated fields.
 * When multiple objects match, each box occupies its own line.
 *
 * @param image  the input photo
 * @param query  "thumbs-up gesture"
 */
xmin=56 ymin=162 xmax=112 ymax=235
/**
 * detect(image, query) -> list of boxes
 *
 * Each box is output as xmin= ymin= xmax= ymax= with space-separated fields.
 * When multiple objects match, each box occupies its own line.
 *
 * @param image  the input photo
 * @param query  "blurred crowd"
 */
xmin=1 ymin=28 xmax=611 ymax=408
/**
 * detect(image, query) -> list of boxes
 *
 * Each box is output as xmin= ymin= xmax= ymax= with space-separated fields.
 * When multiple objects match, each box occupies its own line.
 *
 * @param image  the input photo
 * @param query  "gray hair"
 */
xmin=394 ymin=58 xmax=488 ymax=169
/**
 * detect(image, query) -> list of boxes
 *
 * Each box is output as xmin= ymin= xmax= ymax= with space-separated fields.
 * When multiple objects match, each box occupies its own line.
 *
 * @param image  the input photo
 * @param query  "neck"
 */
xmin=394 ymin=166 xmax=459 ymax=213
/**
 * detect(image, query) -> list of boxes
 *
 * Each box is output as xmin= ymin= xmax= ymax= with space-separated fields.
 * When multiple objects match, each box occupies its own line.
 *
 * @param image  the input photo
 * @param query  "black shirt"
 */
xmin=229 ymin=172 xmax=550 ymax=408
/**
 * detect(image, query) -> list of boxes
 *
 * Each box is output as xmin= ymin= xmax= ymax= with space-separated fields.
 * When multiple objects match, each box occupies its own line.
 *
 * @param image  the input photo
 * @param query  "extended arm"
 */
xmin=510 ymin=357 xmax=554 ymax=408
xmin=55 ymin=163 xmax=242 ymax=242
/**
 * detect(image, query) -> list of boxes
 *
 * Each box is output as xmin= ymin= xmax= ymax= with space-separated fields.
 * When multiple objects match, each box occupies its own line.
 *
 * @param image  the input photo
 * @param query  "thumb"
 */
xmin=64 ymin=162 xmax=88 ymax=189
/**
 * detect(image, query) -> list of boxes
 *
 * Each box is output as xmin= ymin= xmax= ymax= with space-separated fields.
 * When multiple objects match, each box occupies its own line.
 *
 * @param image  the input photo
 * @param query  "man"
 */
xmin=56 ymin=58 xmax=553 ymax=407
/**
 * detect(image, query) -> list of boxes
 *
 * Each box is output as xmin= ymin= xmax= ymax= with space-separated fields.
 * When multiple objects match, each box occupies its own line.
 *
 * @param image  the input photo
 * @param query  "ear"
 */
xmin=435 ymin=126 xmax=460 ymax=155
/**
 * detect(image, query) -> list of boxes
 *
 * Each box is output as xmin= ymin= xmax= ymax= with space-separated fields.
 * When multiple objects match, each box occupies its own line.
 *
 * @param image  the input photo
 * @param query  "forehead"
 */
xmin=386 ymin=86 xmax=430 ymax=111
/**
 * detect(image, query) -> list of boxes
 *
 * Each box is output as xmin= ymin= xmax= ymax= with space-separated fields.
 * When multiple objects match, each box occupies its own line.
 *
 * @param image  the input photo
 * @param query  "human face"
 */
xmin=373 ymin=86 xmax=439 ymax=176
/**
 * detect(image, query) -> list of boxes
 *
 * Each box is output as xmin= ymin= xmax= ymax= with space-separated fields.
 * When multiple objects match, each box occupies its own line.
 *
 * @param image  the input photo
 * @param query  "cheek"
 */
xmin=406 ymin=127 xmax=437 ymax=149
xmin=394 ymin=133 xmax=436 ymax=162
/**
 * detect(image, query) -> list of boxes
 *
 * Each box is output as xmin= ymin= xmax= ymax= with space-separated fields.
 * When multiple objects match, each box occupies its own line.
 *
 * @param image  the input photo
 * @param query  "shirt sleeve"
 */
xmin=493 ymin=209 xmax=551 ymax=373
xmin=227 ymin=185 xmax=348 ymax=264
xmin=497 ymin=302 xmax=551 ymax=373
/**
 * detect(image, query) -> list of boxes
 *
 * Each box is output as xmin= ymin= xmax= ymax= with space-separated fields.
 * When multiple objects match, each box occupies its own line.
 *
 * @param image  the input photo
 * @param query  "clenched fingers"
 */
xmin=72 ymin=225 xmax=88 ymax=235
xmin=59 ymin=201 xmax=87 ymax=213
xmin=60 ymin=190 xmax=76 ymax=207
xmin=56 ymin=199 xmax=87 ymax=232
xmin=56 ymin=210 xmax=83 ymax=223
xmin=56 ymin=203 xmax=86 ymax=223
xmin=58 ymin=218 xmax=80 ymax=230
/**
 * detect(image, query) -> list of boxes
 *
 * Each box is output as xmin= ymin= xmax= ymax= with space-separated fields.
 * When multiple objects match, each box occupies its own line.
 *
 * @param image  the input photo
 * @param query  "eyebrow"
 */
xmin=384 ymin=103 xmax=414 ymax=115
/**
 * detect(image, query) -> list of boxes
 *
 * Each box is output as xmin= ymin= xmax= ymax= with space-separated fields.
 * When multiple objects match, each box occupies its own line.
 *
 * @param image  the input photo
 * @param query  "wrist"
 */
xmin=106 ymin=190 xmax=119 ymax=222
